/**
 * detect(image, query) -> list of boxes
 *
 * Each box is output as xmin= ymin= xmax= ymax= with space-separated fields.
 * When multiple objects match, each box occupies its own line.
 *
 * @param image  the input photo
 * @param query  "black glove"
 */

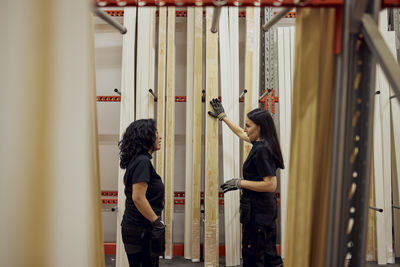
xmin=208 ymin=98 xmax=227 ymax=121
xmin=220 ymin=178 xmax=242 ymax=193
xmin=151 ymin=216 xmax=165 ymax=255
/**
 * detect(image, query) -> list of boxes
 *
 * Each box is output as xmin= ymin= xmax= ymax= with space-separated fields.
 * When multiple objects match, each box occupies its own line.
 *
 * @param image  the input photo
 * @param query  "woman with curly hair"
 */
xmin=118 ymin=119 xmax=165 ymax=267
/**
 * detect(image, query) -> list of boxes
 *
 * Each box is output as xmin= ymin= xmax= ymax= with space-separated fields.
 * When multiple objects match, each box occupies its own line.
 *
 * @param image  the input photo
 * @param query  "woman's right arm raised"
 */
xmin=221 ymin=116 xmax=250 ymax=143
xmin=208 ymin=98 xmax=250 ymax=143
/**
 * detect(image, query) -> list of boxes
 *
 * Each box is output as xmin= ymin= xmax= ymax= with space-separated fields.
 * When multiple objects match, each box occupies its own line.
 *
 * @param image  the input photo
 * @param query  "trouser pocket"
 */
xmin=121 ymin=225 xmax=146 ymax=254
xmin=240 ymin=198 xmax=252 ymax=224
xmin=254 ymin=213 xmax=275 ymax=227
xmin=151 ymin=227 xmax=165 ymax=256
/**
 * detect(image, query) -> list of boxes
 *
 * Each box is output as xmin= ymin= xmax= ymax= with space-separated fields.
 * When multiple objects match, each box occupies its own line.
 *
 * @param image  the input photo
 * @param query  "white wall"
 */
xmin=95 ymin=11 xmax=250 ymax=244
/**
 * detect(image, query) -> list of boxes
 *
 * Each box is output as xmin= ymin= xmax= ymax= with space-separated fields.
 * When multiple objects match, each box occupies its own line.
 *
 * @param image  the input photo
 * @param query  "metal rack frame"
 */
xmin=327 ymin=1 xmax=400 ymax=266
xmin=94 ymin=0 xmax=400 ymax=265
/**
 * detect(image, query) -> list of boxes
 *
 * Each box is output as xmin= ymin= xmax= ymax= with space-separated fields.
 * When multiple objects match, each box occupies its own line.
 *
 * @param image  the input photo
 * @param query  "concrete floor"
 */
xmin=106 ymin=255 xmax=400 ymax=267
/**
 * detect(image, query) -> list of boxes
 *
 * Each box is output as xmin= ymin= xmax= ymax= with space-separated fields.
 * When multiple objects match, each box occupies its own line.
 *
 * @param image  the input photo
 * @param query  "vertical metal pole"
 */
xmin=394 ymin=8 xmax=400 ymax=61
xmin=326 ymin=1 xmax=381 ymax=267
xmin=262 ymin=7 xmax=277 ymax=110
xmin=325 ymin=2 xmax=352 ymax=265
xmin=210 ymin=6 xmax=222 ymax=33
xmin=260 ymin=8 xmax=266 ymax=108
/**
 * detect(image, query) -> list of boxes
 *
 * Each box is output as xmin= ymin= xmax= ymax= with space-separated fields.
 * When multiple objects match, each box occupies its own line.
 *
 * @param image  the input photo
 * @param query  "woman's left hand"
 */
xmin=221 ymin=178 xmax=242 ymax=193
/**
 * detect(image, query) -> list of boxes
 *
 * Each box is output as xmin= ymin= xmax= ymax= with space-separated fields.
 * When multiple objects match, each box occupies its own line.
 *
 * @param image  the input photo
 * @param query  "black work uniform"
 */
xmin=121 ymin=153 xmax=165 ymax=267
xmin=240 ymin=141 xmax=282 ymax=267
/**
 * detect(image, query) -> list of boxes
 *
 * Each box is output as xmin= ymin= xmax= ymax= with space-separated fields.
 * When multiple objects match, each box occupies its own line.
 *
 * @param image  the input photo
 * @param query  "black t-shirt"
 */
xmin=121 ymin=153 xmax=164 ymax=228
xmin=242 ymin=141 xmax=279 ymax=215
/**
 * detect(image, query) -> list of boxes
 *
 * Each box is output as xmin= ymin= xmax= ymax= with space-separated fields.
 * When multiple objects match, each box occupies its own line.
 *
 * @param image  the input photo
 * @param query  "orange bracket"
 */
xmin=259 ymin=89 xmax=279 ymax=114
xmin=270 ymin=89 xmax=279 ymax=114
xmin=97 ymin=96 xmax=121 ymax=102
xmin=259 ymin=89 xmax=270 ymax=111
xmin=101 ymin=191 xmax=118 ymax=197
xmin=273 ymin=11 xmax=296 ymax=18
xmin=102 ymin=199 xmax=118 ymax=204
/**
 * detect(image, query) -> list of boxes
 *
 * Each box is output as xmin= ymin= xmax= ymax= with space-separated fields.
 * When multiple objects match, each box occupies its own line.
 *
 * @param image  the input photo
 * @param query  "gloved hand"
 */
xmin=208 ymin=98 xmax=227 ymax=121
xmin=151 ymin=216 xmax=165 ymax=255
xmin=220 ymin=178 xmax=242 ymax=193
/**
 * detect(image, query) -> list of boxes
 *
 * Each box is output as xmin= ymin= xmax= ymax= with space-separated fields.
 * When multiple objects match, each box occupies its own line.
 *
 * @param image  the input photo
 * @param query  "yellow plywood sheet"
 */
xmin=284 ymin=8 xmax=336 ymax=267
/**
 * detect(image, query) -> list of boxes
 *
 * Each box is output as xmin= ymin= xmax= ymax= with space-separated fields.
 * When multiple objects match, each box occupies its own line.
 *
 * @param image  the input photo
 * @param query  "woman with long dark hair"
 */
xmin=118 ymin=119 xmax=165 ymax=267
xmin=209 ymin=98 xmax=284 ymax=267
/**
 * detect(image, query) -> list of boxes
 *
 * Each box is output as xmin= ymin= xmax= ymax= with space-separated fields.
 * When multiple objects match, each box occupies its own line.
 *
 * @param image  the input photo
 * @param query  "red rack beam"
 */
xmin=97 ymin=0 xmax=399 ymax=7
xmin=97 ymin=0 xmax=344 ymax=7
xmin=96 ymin=95 xmax=273 ymax=103
xmin=106 ymin=10 xmax=296 ymax=18
xmin=97 ymin=96 xmax=121 ymax=102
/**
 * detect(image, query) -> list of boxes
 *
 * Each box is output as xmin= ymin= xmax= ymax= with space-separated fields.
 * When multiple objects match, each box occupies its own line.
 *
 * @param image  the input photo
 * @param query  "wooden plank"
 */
xmin=243 ymin=7 xmax=255 ymax=159
xmin=155 ymin=14 xmax=166 ymax=261
xmin=391 ymin=84 xmax=400 ymax=257
xmin=277 ymin=27 xmax=286 ymax=258
xmin=366 ymin=160 xmax=377 ymax=262
xmin=164 ymin=6 xmax=175 ymax=259
xmin=284 ymin=8 xmax=336 ymax=267
xmin=378 ymin=12 xmax=394 ymax=263
xmin=373 ymin=69 xmax=388 ymax=264
xmin=156 ymin=7 xmax=166 ymax=184
xmin=384 ymin=16 xmax=400 ymax=257
xmin=90 ymin=15 xmax=106 ymax=266
xmin=390 ymin=20 xmax=400 ymax=253
xmin=251 ymin=7 xmax=260 ymax=108
xmin=277 ymin=26 xmax=295 ymax=259
xmin=373 ymin=11 xmax=396 ymax=263
xmin=219 ymin=7 xmax=241 ymax=266
xmin=184 ymin=6 xmax=195 ymax=260
xmin=378 ymin=66 xmax=395 ymax=263
xmin=148 ymin=7 xmax=156 ymax=119
xmin=381 ymin=11 xmax=400 ymax=257
xmin=0 ymin=1 xmax=104 ymax=266
xmin=136 ymin=8 xmax=156 ymax=119
xmin=116 ymin=7 xmax=136 ymax=267
xmin=205 ymin=7 xmax=219 ymax=267
xmin=191 ymin=6 xmax=203 ymax=263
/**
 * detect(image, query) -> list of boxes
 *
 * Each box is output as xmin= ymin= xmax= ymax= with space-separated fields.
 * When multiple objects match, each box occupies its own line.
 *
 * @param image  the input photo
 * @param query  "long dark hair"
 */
xmin=247 ymin=108 xmax=284 ymax=169
xmin=118 ymin=119 xmax=157 ymax=169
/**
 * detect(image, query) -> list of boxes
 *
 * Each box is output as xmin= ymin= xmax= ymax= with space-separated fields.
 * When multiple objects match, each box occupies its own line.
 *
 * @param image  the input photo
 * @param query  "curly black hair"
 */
xmin=118 ymin=119 xmax=157 ymax=169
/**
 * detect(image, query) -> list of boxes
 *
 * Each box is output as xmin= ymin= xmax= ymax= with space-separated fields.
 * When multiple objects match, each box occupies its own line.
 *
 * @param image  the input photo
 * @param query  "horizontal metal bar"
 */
xmin=262 ymin=7 xmax=292 ymax=32
xmin=369 ymin=206 xmax=383 ymax=212
xmin=361 ymin=14 xmax=400 ymax=105
xmin=149 ymin=89 xmax=158 ymax=101
xmin=239 ymin=89 xmax=248 ymax=99
xmin=259 ymin=89 xmax=271 ymax=100
xmin=394 ymin=205 xmax=400 ymax=210
xmin=93 ymin=8 xmax=127 ymax=34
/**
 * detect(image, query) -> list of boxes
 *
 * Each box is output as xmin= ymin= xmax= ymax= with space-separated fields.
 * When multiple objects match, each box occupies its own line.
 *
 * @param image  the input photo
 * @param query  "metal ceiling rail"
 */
xmin=262 ymin=7 xmax=292 ymax=31
xmin=361 ymin=13 xmax=400 ymax=102
xmin=95 ymin=0 xmax=400 ymax=7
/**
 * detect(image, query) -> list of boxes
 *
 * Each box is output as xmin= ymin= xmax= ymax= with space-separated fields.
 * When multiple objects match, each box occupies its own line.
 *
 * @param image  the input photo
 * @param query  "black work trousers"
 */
xmin=122 ymin=225 xmax=160 ymax=267
xmin=126 ymin=251 xmax=159 ymax=267
xmin=242 ymin=220 xmax=282 ymax=267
